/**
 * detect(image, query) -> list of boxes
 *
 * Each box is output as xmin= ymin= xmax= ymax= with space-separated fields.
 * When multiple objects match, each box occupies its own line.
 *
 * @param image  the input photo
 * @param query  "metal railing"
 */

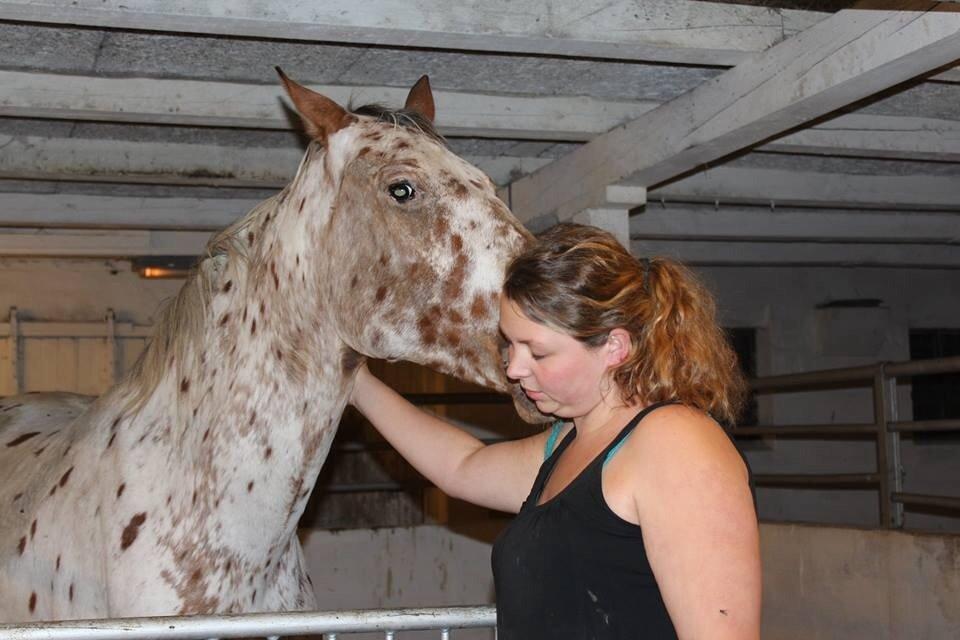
xmin=734 ymin=355 xmax=960 ymax=528
xmin=0 ymin=606 xmax=496 ymax=640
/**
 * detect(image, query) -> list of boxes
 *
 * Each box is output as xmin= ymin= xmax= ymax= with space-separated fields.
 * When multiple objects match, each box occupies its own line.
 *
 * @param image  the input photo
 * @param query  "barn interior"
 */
xmin=1 ymin=0 xmax=959 ymax=638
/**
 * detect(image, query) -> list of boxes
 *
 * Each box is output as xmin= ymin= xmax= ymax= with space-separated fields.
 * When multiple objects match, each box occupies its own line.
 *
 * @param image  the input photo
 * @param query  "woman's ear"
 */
xmin=605 ymin=328 xmax=632 ymax=367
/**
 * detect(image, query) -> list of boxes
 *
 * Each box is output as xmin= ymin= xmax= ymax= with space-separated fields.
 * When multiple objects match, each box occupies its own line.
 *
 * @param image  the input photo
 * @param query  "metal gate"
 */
xmin=0 ymin=606 xmax=496 ymax=640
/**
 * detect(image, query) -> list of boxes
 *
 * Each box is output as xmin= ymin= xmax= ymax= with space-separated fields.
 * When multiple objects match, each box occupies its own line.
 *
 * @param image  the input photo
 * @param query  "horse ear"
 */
xmin=404 ymin=75 xmax=435 ymax=123
xmin=276 ymin=67 xmax=353 ymax=142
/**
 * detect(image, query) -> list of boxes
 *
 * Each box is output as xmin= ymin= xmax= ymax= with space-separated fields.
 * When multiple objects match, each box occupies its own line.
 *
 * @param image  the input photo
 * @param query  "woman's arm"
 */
xmin=349 ymin=365 xmax=549 ymax=513
xmin=629 ymin=406 xmax=762 ymax=640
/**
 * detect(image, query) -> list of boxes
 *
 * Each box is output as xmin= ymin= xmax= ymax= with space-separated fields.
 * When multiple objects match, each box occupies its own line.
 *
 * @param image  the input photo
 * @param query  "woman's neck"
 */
xmin=572 ymin=396 xmax=648 ymax=436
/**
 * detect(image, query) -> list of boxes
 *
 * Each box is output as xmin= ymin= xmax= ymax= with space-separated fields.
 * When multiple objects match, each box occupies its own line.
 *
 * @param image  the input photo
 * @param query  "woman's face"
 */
xmin=499 ymin=295 xmax=612 ymax=419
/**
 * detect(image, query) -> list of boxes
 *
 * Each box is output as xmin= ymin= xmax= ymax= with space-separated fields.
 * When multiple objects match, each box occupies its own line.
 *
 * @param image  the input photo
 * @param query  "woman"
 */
xmin=350 ymin=223 xmax=761 ymax=639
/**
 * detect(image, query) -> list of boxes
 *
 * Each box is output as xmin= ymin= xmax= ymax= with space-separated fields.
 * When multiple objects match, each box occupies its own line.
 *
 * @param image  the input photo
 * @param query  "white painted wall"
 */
xmin=0 ymin=258 xmax=180 ymax=324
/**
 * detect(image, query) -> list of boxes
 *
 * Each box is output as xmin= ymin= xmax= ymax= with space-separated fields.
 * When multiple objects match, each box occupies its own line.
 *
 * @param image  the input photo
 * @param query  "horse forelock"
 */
xmin=349 ymin=104 xmax=444 ymax=145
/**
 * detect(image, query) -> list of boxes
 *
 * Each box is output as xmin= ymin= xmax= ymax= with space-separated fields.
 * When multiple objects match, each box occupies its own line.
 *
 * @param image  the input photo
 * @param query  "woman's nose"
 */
xmin=505 ymin=353 xmax=527 ymax=380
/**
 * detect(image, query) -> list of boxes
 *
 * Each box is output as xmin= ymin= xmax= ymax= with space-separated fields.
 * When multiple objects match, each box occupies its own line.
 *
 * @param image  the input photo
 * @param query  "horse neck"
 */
xmin=116 ymin=192 xmax=352 ymax=560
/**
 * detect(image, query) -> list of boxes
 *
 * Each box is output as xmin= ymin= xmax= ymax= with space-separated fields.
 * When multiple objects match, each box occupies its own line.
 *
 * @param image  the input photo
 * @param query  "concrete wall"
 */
xmin=298 ymin=523 xmax=960 ymax=640
xmin=760 ymin=523 xmax=960 ymax=640
xmin=701 ymin=266 xmax=960 ymax=532
xmin=300 ymin=526 xmax=496 ymax=639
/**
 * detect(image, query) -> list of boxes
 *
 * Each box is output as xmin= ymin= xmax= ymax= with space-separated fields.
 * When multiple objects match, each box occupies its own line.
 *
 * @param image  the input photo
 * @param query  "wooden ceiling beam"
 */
xmin=506 ymin=7 xmax=960 ymax=223
xmin=648 ymin=167 xmax=960 ymax=211
xmin=0 ymin=135 xmax=554 ymax=187
xmin=630 ymin=204 xmax=960 ymax=244
xmin=0 ymin=228 xmax=209 ymax=257
xmin=630 ymin=238 xmax=960 ymax=268
xmin=0 ymin=0 xmax=817 ymax=66
xmin=0 ymin=70 xmax=655 ymax=141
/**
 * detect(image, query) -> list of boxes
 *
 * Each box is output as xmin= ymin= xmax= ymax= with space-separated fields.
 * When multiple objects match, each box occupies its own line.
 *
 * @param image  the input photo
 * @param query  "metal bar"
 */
xmin=892 ymin=492 xmax=960 ymax=512
xmin=732 ymin=423 xmax=877 ymax=437
xmin=0 ymin=322 xmax=152 ymax=338
xmin=0 ymin=606 xmax=497 ymax=640
xmin=9 ymin=306 xmax=21 ymax=394
xmin=889 ymin=419 xmax=960 ymax=433
xmin=747 ymin=355 xmax=960 ymax=394
xmin=883 ymin=355 xmax=960 ymax=379
xmin=748 ymin=363 xmax=877 ymax=393
xmin=753 ymin=473 xmax=880 ymax=487
xmin=885 ymin=374 xmax=904 ymax=528
xmin=105 ymin=309 xmax=118 ymax=386
xmin=874 ymin=367 xmax=892 ymax=528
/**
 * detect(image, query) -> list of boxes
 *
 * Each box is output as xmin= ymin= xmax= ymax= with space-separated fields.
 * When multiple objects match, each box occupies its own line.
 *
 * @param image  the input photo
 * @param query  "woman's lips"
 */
xmin=524 ymin=388 xmax=544 ymax=400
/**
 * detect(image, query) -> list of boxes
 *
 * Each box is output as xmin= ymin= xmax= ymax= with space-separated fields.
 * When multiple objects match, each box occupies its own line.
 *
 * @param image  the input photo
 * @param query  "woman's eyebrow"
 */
xmin=504 ymin=336 xmax=542 ymax=348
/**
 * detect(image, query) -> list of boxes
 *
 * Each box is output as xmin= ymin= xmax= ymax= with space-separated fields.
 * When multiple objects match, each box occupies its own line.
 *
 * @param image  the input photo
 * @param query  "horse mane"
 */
xmin=119 ymin=194 xmax=281 ymax=415
xmin=118 ymin=103 xmax=440 ymax=416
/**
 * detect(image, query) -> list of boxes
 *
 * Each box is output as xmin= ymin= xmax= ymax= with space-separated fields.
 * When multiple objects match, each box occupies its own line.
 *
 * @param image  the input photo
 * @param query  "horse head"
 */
xmin=276 ymin=70 xmax=541 ymax=422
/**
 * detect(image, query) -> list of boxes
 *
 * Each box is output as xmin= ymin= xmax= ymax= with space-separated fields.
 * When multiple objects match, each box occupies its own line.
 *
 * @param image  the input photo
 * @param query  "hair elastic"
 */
xmin=640 ymin=258 xmax=651 ymax=290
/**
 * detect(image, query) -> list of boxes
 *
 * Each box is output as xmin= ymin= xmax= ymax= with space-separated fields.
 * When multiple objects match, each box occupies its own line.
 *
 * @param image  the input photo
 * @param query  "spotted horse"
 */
xmin=0 ymin=70 xmax=538 ymax=624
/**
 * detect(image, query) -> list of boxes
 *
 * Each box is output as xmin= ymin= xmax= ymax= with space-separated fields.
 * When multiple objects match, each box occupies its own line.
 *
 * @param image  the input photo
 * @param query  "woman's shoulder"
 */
xmin=626 ymin=403 xmax=747 ymax=480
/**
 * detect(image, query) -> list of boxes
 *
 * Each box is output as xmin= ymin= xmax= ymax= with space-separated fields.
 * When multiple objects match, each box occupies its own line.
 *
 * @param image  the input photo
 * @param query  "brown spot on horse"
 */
xmin=6 ymin=432 xmax=40 ymax=447
xmin=120 ymin=513 xmax=147 ymax=551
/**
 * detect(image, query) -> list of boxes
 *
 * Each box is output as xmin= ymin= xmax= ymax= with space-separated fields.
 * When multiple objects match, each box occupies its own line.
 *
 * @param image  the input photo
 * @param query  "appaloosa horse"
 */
xmin=0 ymin=70 xmax=536 ymax=623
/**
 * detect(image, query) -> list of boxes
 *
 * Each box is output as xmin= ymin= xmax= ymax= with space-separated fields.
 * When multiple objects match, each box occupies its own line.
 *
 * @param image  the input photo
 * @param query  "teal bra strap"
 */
xmin=603 ymin=401 xmax=679 ymax=466
xmin=604 ymin=439 xmax=627 ymax=466
xmin=544 ymin=420 xmax=564 ymax=460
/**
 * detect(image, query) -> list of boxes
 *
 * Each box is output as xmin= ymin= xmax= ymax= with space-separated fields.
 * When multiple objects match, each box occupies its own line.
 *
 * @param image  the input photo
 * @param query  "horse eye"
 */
xmin=388 ymin=181 xmax=415 ymax=203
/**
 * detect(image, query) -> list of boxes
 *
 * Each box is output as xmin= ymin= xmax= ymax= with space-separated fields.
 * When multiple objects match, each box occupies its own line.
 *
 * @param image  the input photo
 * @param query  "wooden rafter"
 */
xmin=648 ymin=167 xmax=960 ymax=211
xmin=0 ymin=71 xmax=656 ymax=141
xmin=506 ymin=6 xmax=960 ymax=223
xmin=0 ymin=0 xmax=817 ymax=66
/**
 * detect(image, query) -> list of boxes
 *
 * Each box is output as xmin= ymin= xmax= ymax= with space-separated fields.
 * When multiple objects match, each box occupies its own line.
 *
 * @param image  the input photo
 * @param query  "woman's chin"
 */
xmin=510 ymin=385 xmax=550 ymax=423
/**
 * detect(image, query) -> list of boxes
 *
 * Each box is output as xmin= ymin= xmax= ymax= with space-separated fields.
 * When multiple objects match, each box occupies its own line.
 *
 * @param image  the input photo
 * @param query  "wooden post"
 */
xmin=572 ymin=208 xmax=631 ymax=249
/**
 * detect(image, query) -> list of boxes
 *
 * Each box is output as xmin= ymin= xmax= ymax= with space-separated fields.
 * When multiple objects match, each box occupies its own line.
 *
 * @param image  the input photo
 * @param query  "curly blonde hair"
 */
xmin=504 ymin=223 xmax=746 ymax=425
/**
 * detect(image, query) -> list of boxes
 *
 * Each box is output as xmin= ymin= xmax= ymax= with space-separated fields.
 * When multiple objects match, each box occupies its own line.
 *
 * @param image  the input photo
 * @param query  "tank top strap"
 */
xmin=543 ymin=419 xmax=566 ymax=460
xmin=603 ymin=400 xmax=680 ymax=466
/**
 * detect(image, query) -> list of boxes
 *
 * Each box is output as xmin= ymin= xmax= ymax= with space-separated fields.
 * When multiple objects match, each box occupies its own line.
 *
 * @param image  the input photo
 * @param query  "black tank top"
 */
xmin=491 ymin=402 xmax=679 ymax=640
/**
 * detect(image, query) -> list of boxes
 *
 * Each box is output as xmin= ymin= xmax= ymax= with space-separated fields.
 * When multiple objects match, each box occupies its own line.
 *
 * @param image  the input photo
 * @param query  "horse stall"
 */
xmin=3 ymin=1 xmax=960 ymax=639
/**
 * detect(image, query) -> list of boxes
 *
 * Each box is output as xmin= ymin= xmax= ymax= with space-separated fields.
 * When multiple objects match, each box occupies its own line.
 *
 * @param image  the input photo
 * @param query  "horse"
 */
xmin=0 ymin=69 xmax=537 ymax=622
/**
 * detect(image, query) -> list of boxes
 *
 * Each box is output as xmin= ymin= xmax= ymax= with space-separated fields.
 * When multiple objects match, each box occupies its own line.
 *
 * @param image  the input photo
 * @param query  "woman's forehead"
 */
xmin=498 ymin=296 xmax=566 ymax=342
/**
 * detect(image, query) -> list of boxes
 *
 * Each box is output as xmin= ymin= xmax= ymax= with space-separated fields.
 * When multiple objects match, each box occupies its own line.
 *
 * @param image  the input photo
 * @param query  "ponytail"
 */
xmin=505 ymin=223 xmax=746 ymax=426
xmin=618 ymin=258 xmax=746 ymax=425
